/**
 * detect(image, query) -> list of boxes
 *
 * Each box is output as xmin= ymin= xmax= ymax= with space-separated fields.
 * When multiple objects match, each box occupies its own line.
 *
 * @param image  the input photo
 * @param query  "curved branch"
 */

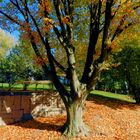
xmin=51 ymin=54 xmax=67 ymax=72
xmin=53 ymin=0 xmax=67 ymax=40
xmin=0 ymin=10 xmax=21 ymax=26
xmin=9 ymin=0 xmax=25 ymax=17
xmin=81 ymin=1 xmax=102 ymax=83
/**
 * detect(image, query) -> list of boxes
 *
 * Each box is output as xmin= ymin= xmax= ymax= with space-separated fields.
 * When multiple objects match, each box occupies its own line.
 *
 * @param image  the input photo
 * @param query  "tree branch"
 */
xmin=51 ymin=54 xmax=67 ymax=72
xmin=0 ymin=10 xmax=21 ymax=26
xmin=81 ymin=1 xmax=102 ymax=83
xmin=111 ymin=4 xmax=140 ymax=41
xmin=9 ymin=0 xmax=25 ymax=17
xmin=87 ymin=0 xmax=114 ymax=90
xmin=53 ymin=0 xmax=67 ymax=41
xmin=98 ymin=0 xmax=114 ymax=63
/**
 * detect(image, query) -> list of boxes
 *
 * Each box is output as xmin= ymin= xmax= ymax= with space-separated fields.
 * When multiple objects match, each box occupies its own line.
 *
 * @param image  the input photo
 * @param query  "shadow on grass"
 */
xmin=87 ymin=94 xmax=139 ymax=110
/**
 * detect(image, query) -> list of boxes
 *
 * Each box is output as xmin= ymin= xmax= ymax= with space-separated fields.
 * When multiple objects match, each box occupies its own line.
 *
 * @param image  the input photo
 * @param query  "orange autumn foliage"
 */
xmin=61 ymin=16 xmax=71 ymax=24
xmin=38 ymin=0 xmax=52 ymax=14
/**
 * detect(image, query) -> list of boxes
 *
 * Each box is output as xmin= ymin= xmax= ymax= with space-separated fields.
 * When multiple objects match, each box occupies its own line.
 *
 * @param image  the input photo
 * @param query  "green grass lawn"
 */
xmin=0 ymin=83 xmax=55 ymax=90
xmin=0 ymin=82 xmax=135 ymax=103
xmin=90 ymin=90 xmax=135 ymax=103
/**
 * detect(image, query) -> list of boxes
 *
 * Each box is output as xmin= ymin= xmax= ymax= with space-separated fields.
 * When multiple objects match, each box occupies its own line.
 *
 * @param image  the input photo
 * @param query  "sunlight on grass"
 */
xmin=90 ymin=90 xmax=135 ymax=103
xmin=0 ymin=83 xmax=136 ymax=103
xmin=0 ymin=83 xmax=55 ymax=91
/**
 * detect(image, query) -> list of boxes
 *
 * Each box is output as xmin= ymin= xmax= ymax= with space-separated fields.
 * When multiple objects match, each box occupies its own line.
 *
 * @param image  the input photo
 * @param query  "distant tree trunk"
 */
xmin=134 ymin=92 xmax=140 ymax=104
xmin=126 ymin=72 xmax=140 ymax=104
xmin=8 ymin=82 xmax=11 ymax=91
xmin=131 ymin=86 xmax=140 ymax=104
xmin=23 ymin=83 xmax=28 ymax=91
xmin=35 ymin=83 xmax=38 ymax=91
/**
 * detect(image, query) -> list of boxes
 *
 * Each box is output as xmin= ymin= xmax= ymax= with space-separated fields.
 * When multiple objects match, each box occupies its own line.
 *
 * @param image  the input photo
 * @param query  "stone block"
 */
xmin=0 ymin=91 xmax=66 ymax=125
xmin=3 ymin=96 xmax=14 ymax=107
xmin=12 ymin=110 xmax=23 ymax=122
xmin=12 ymin=96 xmax=21 ymax=110
xmin=14 ymin=118 xmax=22 ymax=123
xmin=0 ymin=101 xmax=3 ymax=111
xmin=30 ymin=103 xmax=36 ymax=111
xmin=21 ymin=96 xmax=31 ymax=109
xmin=23 ymin=105 xmax=31 ymax=114
xmin=0 ymin=113 xmax=13 ymax=125
xmin=0 ymin=117 xmax=6 ymax=125
xmin=0 ymin=113 xmax=13 ymax=119
xmin=22 ymin=113 xmax=33 ymax=121
xmin=0 ymin=97 xmax=4 ymax=111
xmin=1 ymin=97 xmax=13 ymax=113
xmin=31 ymin=104 xmax=49 ymax=117
xmin=47 ymin=108 xmax=62 ymax=116
xmin=3 ymin=118 xmax=14 ymax=125
xmin=21 ymin=96 xmax=31 ymax=114
xmin=1 ymin=101 xmax=7 ymax=112
xmin=0 ymin=117 xmax=13 ymax=125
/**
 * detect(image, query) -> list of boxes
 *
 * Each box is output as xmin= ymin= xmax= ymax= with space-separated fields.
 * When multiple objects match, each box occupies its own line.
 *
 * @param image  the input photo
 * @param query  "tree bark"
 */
xmin=131 ymin=86 xmax=140 ymax=104
xmin=134 ymin=91 xmax=140 ymax=104
xmin=126 ymin=72 xmax=140 ymax=104
xmin=61 ymin=97 xmax=89 ymax=137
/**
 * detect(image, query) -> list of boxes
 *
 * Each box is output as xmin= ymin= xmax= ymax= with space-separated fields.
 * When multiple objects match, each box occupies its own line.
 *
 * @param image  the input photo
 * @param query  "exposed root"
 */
xmin=61 ymin=122 xmax=89 ymax=137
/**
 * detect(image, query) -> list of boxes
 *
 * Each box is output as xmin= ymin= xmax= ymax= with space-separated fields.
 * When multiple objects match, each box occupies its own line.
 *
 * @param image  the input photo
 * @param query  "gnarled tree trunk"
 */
xmin=61 ymin=95 xmax=89 ymax=137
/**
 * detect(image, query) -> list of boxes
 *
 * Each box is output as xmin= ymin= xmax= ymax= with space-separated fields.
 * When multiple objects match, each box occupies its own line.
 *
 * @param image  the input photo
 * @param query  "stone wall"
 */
xmin=0 ymin=90 xmax=65 ymax=126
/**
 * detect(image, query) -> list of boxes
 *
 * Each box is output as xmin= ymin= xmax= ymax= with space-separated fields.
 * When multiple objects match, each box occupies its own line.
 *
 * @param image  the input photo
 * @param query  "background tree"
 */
xmin=0 ymin=0 xmax=140 ymax=137
xmin=0 ymin=29 xmax=16 ymax=85
xmin=114 ymin=40 xmax=140 ymax=103
xmin=97 ymin=27 xmax=140 ymax=103
xmin=0 ymin=40 xmax=45 ymax=88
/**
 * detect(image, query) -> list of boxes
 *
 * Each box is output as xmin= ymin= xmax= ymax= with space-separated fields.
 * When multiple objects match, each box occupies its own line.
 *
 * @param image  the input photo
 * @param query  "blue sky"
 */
xmin=0 ymin=28 xmax=19 ymax=44
xmin=10 ymin=30 xmax=19 ymax=41
xmin=0 ymin=28 xmax=19 ymax=42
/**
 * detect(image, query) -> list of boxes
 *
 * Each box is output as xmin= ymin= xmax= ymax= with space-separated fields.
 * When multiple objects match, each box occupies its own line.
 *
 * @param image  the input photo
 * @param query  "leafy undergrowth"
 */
xmin=0 ymin=96 xmax=140 ymax=140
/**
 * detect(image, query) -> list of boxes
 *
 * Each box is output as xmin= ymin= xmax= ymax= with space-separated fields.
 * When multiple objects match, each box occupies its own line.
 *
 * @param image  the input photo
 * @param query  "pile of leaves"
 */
xmin=0 ymin=96 xmax=140 ymax=140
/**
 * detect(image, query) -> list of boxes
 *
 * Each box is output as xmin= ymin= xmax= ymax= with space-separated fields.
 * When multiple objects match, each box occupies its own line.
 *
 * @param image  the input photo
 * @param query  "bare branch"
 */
xmin=81 ymin=1 xmax=102 ymax=83
xmin=53 ymin=0 xmax=67 ymax=40
xmin=0 ymin=10 xmax=21 ymax=26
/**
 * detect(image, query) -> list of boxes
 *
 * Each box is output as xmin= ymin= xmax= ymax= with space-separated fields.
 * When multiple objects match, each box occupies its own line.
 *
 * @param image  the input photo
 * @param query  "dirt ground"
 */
xmin=0 ymin=96 xmax=140 ymax=140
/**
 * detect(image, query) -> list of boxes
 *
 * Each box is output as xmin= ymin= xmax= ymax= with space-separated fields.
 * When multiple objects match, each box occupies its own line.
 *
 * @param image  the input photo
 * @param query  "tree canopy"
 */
xmin=0 ymin=0 xmax=140 ymax=137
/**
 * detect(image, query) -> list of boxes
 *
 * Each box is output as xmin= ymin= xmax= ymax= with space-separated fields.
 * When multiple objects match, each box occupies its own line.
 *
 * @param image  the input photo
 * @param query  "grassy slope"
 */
xmin=91 ymin=90 xmax=135 ymax=103
xmin=0 ymin=83 xmax=135 ymax=103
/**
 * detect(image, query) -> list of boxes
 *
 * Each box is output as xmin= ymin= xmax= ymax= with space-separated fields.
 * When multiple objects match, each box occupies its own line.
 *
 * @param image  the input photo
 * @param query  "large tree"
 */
xmin=0 ymin=0 xmax=140 ymax=137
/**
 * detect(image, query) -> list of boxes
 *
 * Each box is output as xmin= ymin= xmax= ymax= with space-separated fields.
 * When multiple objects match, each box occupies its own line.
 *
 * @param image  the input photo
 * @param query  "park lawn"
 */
xmin=0 ymin=83 xmax=10 ymax=88
xmin=91 ymin=90 xmax=135 ymax=103
xmin=27 ymin=84 xmax=54 ymax=90
xmin=0 ymin=83 xmax=24 ymax=89
xmin=0 ymin=83 xmax=55 ymax=90
xmin=0 ymin=83 xmax=135 ymax=103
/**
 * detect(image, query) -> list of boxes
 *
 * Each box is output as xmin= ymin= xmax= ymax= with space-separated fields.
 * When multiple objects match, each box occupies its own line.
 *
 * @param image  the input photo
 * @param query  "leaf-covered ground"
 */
xmin=0 ymin=96 xmax=140 ymax=140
